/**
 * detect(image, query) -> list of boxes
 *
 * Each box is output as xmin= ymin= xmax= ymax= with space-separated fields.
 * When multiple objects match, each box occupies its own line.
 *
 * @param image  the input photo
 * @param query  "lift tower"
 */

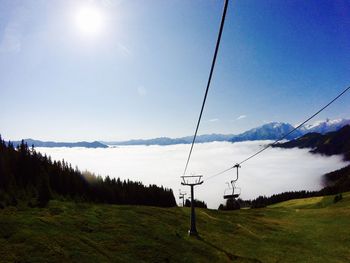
xmin=179 ymin=190 xmax=187 ymax=207
xmin=181 ymin=175 xmax=203 ymax=236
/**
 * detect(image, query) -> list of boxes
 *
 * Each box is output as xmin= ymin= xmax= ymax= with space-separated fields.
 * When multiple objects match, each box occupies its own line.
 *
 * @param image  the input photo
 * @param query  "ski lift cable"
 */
xmin=183 ymin=0 xmax=229 ymax=176
xmin=206 ymin=85 xmax=350 ymax=181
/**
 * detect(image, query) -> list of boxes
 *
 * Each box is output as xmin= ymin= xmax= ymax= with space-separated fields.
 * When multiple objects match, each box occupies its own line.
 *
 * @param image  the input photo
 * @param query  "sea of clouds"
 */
xmin=37 ymin=141 xmax=348 ymax=209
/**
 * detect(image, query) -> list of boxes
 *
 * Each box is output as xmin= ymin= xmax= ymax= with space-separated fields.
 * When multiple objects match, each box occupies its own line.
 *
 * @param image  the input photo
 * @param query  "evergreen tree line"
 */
xmin=241 ymin=126 xmax=349 ymax=208
xmin=184 ymin=199 xmax=207 ymax=208
xmin=218 ymin=198 xmax=242 ymax=210
xmin=0 ymin=137 xmax=176 ymax=208
xmin=249 ymin=184 xmax=349 ymax=208
xmin=218 ymin=166 xmax=350 ymax=210
xmin=248 ymin=164 xmax=350 ymax=208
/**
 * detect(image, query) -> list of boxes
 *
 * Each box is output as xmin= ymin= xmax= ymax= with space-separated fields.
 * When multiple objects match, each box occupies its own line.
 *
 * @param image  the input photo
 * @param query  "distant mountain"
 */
xmin=231 ymin=119 xmax=350 ymax=143
xmin=105 ymin=134 xmax=234 ymax=146
xmin=274 ymin=126 xmax=350 ymax=194
xmin=11 ymin=139 xmax=108 ymax=148
xmin=274 ymin=125 xmax=350 ymax=161
xmin=107 ymin=118 xmax=350 ymax=146
xmin=300 ymin=118 xmax=350 ymax=134
xmin=7 ymin=118 xmax=350 ymax=148
xmin=230 ymin=122 xmax=303 ymax=142
xmin=108 ymin=137 xmax=190 ymax=146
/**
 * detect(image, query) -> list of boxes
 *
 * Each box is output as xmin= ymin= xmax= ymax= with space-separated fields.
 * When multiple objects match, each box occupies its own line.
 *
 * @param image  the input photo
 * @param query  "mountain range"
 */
xmin=105 ymin=118 xmax=350 ymax=146
xmin=7 ymin=118 xmax=350 ymax=148
xmin=10 ymin=139 xmax=108 ymax=149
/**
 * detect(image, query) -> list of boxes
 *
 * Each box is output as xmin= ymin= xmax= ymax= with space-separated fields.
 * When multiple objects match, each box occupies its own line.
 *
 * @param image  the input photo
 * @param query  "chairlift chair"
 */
xmin=223 ymin=182 xmax=241 ymax=199
xmin=223 ymin=164 xmax=241 ymax=199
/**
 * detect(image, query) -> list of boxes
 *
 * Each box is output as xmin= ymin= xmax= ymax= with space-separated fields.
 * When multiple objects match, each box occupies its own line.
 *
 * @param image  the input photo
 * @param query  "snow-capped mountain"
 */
xmin=230 ymin=122 xmax=303 ymax=142
xmin=229 ymin=119 xmax=350 ymax=143
xmin=300 ymin=118 xmax=350 ymax=134
xmin=106 ymin=122 xmax=305 ymax=145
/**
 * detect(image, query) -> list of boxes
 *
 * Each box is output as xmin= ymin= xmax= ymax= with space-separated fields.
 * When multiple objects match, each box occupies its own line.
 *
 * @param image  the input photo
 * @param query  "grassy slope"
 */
xmin=0 ymin=193 xmax=349 ymax=263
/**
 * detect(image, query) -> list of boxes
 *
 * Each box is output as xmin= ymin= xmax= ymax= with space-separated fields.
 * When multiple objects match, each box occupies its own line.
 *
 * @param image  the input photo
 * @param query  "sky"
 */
xmin=36 ymin=141 xmax=348 ymax=208
xmin=0 ymin=0 xmax=349 ymax=141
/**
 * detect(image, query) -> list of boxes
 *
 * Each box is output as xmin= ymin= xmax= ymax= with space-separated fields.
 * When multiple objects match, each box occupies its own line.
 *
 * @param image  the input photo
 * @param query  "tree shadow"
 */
xmin=197 ymin=236 xmax=262 ymax=263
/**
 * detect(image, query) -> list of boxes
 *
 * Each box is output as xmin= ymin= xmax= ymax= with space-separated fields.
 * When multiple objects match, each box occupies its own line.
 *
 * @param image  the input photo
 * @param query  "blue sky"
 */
xmin=0 ymin=0 xmax=349 ymax=141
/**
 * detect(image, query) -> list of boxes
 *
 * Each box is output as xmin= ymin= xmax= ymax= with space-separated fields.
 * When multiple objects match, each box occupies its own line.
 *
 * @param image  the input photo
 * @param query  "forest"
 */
xmin=244 ymin=166 xmax=350 ymax=208
xmin=0 ymin=136 xmax=176 ymax=208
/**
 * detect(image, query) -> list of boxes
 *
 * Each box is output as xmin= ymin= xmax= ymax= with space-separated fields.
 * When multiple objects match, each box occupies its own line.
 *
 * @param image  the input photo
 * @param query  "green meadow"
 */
xmin=1 ymin=193 xmax=349 ymax=263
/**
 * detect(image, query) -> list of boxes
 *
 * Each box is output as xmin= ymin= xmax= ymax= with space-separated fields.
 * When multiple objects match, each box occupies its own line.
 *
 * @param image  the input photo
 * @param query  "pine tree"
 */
xmin=37 ymin=168 xmax=51 ymax=207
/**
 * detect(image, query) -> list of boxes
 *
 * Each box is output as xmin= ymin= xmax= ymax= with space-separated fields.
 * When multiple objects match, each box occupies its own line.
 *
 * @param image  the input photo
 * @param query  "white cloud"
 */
xmin=117 ymin=43 xmax=132 ymax=56
xmin=237 ymin=115 xmax=247 ymax=120
xmin=208 ymin=118 xmax=219 ymax=122
xmin=36 ymin=141 xmax=348 ymax=209
xmin=0 ymin=23 xmax=22 ymax=53
xmin=137 ymin=86 xmax=147 ymax=96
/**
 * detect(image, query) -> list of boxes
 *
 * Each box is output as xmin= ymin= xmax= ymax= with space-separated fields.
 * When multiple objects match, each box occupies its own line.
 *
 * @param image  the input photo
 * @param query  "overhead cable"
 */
xmin=206 ymin=85 xmax=350 ymax=180
xmin=183 ymin=0 xmax=230 ymax=175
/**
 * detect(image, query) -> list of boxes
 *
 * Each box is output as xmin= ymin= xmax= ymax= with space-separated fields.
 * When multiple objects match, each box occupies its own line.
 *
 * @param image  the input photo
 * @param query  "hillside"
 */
xmin=274 ymin=126 xmax=350 ymax=194
xmin=0 ymin=193 xmax=349 ymax=263
xmin=0 ymin=138 xmax=176 ymax=208
xmin=274 ymin=125 xmax=350 ymax=161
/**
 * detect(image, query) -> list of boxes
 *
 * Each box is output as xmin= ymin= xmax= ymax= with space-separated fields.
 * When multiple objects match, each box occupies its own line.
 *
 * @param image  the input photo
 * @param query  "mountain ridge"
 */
xmin=106 ymin=118 xmax=350 ymax=146
xmin=274 ymin=125 xmax=350 ymax=161
xmin=4 ymin=118 xmax=349 ymax=148
xmin=10 ymin=139 xmax=108 ymax=148
xmin=273 ymin=125 xmax=350 ymax=194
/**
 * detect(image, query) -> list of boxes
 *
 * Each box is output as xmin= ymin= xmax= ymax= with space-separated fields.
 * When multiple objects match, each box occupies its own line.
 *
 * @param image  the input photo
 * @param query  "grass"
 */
xmin=0 ymin=193 xmax=350 ymax=263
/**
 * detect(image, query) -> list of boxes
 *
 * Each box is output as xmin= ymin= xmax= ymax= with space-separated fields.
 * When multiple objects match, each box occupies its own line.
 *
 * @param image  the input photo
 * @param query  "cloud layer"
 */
xmin=0 ymin=23 xmax=21 ymax=53
xmin=237 ymin=115 xmax=247 ymax=120
xmin=37 ymin=141 xmax=348 ymax=209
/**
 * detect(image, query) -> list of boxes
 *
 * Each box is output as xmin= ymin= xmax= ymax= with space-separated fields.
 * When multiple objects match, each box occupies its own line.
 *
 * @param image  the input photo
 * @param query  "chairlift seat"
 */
xmin=223 ymin=194 xmax=240 ymax=199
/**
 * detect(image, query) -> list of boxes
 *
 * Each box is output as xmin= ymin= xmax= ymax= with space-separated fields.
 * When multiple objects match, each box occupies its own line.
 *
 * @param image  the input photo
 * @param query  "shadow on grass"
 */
xmin=197 ymin=236 xmax=262 ymax=263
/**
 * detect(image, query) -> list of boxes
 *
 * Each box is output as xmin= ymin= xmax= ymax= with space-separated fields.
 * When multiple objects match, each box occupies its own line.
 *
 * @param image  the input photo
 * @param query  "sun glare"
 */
xmin=75 ymin=6 xmax=105 ymax=37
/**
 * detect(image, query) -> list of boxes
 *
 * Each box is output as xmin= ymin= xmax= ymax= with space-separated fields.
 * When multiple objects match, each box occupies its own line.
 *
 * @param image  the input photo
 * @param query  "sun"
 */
xmin=75 ymin=5 xmax=105 ymax=37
